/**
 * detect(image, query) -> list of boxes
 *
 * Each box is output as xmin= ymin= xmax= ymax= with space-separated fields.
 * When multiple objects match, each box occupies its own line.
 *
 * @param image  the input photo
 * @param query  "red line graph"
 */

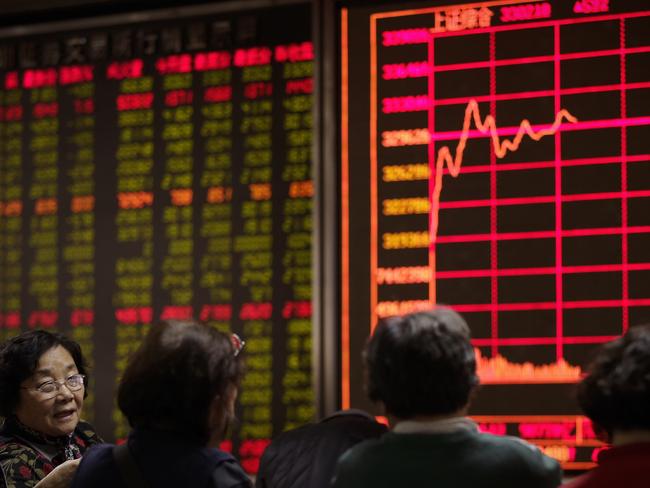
xmin=385 ymin=116 xmax=649 ymax=146
xmin=418 ymin=9 xmax=650 ymax=381
xmin=429 ymin=116 xmax=649 ymax=142
xmin=365 ymin=4 xmax=650 ymax=387
xmin=428 ymin=98 xmax=578 ymax=245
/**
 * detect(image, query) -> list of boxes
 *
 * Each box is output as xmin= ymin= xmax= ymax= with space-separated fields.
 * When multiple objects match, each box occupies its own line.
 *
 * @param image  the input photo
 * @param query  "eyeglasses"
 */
xmin=231 ymin=333 xmax=245 ymax=357
xmin=22 ymin=374 xmax=86 ymax=398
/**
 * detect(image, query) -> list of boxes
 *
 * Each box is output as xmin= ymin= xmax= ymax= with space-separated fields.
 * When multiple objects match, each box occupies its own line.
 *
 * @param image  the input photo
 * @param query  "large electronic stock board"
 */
xmin=0 ymin=2 xmax=313 ymax=473
xmin=341 ymin=0 xmax=650 ymax=469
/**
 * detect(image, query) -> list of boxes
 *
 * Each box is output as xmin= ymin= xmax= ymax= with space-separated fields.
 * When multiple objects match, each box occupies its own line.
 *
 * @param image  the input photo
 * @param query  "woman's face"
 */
xmin=14 ymin=346 xmax=84 ymax=437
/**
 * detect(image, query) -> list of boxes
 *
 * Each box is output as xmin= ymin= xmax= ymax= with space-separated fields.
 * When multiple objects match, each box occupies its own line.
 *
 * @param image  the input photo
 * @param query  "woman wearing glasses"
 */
xmin=0 ymin=330 xmax=102 ymax=488
xmin=72 ymin=320 xmax=251 ymax=488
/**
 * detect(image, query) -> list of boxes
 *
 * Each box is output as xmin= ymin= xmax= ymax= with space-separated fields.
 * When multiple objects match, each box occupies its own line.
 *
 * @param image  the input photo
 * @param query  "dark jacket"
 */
xmin=562 ymin=443 xmax=650 ymax=488
xmin=256 ymin=410 xmax=387 ymax=488
xmin=332 ymin=428 xmax=561 ymax=488
xmin=72 ymin=428 xmax=251 ymax=488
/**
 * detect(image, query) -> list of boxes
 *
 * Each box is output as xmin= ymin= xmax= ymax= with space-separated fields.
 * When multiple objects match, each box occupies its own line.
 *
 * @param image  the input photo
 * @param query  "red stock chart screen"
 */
xmin=341 ymin=0 xmax=650 ymax=469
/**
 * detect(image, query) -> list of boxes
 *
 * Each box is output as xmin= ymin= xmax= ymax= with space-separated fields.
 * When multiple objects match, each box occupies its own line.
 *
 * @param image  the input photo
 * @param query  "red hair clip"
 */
xmin=231 ymin=333 xmax=245 ymax=357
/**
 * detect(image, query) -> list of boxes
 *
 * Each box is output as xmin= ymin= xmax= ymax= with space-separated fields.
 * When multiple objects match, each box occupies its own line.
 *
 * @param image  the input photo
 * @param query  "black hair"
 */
xmin=117 ymin=320 xmax=244 ymax=444
xmin=0 ymin=330 xmax=88 ymax=417
xmin=365 ymin=307 xmax=478 ymax=419
xmin=577 ymin=324 xmax=650 ymax=434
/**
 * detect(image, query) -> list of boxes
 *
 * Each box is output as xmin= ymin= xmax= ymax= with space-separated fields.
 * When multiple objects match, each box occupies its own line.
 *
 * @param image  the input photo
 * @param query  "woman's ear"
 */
xmin=224 ymin=383 xmax=238 ymax=416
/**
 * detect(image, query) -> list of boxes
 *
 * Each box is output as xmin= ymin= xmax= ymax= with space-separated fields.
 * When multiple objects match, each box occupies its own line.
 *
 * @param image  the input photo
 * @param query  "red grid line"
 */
xmin=392 ymin=81 xmax=650 ymax=108
xmin=437 ymin=189 xmax=650 ymax=210
xmin=435 ymin=263 xmax=650 ymax=280
xmin=436 ymin=154 xmax=649 ymax=176
xmin=553 ymin=23 xmax=564 ymax=361
xmin=452 ymin=298 xmax=650 ymax=313
xmin=427 ymin=34 xmax=437 ymax=305
xmin=431 ymin=46 xmax=650 ymax=73
xmin=620 ymin=18 xmax=630 ymax=333
xmin=472 ymin=336 xmax=619 ymax=347
xmin=436 ymin=226 xmax=650 ymax=244
xmin=490 ymin=31 xmax=499 ymax=357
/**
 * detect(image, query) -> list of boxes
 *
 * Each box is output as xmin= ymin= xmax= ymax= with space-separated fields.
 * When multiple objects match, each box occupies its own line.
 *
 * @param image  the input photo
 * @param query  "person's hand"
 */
xmin=34 ymin=459 xmax=81 ymax=488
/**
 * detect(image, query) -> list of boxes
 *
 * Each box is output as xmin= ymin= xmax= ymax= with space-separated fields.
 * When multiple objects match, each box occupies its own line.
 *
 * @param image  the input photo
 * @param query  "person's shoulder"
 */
xmin=74 ymin=421 xmax=103 ymax=446
xmin=0 ymin=439 xmax=39 ymax=487
xmin=208 ymin=451 xmax=251 ymax=488
xmin=71 ymin=444 xmax=117 ymax=487
xmin=560 ymin=473 xmax=593 ymax=488
xmin=0 ymin=424 xmax=26 ymax=453
xmin=473 ymin=431 xmax=548 ymax=455
xmin=471 ymin=432 xmax=561 ymax=483
xmin=264 ymin=423 xmax=315 ymax=449
xmin=76 ymin=443 xmax=114 ymax=469
xmin=202 ymin=446 xmax=238 ymax=465
xmin=80 ymin=443 xmax=113 ymax=458
xmin=334 ymin=435 xmax=385 ymax=471
xmin=331 ymin=438 xmax=385 ymax=488
xmin=257 ymin=423 xmax=320 ymax=467
xmin=324 ymin=415 xmax=388 ymax=442
xmin=0 ymin=438 xmax=30 ymax=458
xmin=0 ymin=437 xmax=38 ymax=465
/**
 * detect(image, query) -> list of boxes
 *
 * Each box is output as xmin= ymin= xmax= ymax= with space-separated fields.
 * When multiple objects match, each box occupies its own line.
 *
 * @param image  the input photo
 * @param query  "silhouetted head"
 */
xmin=578 ymin=324 xmax=650 ymax=437
xmin=118 ymin=320 xmax=244 ymax=445
xmin=365 ymin=307 xmax=478 ymax=420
